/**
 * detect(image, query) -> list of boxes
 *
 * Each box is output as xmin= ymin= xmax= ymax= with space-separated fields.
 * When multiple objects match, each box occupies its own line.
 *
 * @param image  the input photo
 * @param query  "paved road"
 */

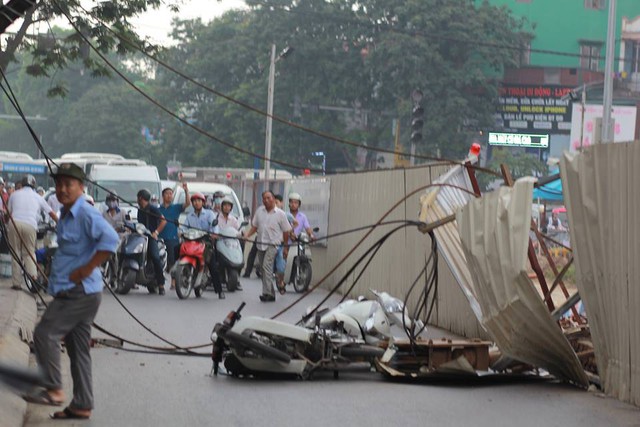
xmin=24 ymin=278 xmax=640 ymax=427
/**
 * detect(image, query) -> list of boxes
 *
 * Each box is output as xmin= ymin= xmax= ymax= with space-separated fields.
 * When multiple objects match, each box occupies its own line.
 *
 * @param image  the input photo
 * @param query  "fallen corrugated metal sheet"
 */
xmin=456 ymin=178 xmax=589 ymax=386
xmin=418 ymin=160 xmax=486 ymax=332
xmin=561 ymin=143 xmax=640 ymax=405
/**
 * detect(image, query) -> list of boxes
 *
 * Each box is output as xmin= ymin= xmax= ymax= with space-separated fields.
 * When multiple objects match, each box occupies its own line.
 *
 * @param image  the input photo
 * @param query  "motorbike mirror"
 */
xmin=313 ymin=227 xmax=320 ymax=232
xmin=242 ymin=206 xmax=251 ymax=218
xmin=212 ymin=219 xmax=218 ymax=227
xmin=240 ymin=221 xmax=249 ymax=227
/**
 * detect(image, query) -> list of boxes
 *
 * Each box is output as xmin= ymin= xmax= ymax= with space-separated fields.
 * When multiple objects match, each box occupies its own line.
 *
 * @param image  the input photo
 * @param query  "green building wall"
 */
xmin=481 ymin=0 xmax=640 ymax=70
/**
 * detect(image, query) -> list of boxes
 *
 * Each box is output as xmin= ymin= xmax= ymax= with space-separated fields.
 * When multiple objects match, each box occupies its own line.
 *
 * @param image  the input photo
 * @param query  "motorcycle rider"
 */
xmin=214 ymin=196 xmax=242 ymax=291
xmin=182 ymin=192 xmax=224 ymax=299
xmin=212 ymin=191 xmax=225 ymax=214
xmin=7 ymin=175 xmax=58 ymax=290
xmin=159 ymin=182 xmax=190 ymax=290
xmin=102 ymin=192 xmax=126 ymax=232
xmin=136 ymin=189 xmax=167 ymax=295
xmin=288 ymin=193 xmax=315 ymax=241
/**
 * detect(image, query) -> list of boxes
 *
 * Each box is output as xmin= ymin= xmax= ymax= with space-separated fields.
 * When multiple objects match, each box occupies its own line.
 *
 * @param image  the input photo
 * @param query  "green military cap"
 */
xmin=50 ymin=162 xmax=86 ymax=182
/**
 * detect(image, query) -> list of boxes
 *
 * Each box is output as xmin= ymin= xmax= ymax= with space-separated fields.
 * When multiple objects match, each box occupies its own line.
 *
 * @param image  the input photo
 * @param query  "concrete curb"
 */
xmin=0 ymin=284 xmax=38 ymax=427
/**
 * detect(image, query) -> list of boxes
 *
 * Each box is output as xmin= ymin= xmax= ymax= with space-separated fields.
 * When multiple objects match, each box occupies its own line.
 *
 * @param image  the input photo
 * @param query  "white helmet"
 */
xmin=84 ymin=194 xmax=95 ymax=206
xmin=221 ymin=196 xmax=234 ymax=207
xmin=288 ymin=192 xmax=302 ymax=203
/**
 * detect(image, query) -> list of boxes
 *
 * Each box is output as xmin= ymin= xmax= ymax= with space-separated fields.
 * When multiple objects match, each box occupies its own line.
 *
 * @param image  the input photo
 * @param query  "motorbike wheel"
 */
xmin=224 ymin=331 xmax=292 ymax=363
xmin=175 ymin=264 xmax=194 ymax=300
xmin=226 ymin=268 xmax=239 ymax=292
xmin=104 ymin=260 xmax=118 ymax=292
xmin=293 ymin=260 xmax=312 ymax=293
xmin=120 ymin=269 xmax=136 ymax=295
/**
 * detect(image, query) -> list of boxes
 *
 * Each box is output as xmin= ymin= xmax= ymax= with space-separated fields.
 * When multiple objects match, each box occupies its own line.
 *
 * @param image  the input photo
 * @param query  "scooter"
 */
xmin=174 ymin=228 xmax=211 ymax=299
xmin=302 ymin=290 xmax=423 ymax=345
xmin=211 ymin=291 xmax=415 ymax=379
xmin=35 ymin=223 xmax=57 ymax=289
xmin=117 ymin=222 xmax=167 ymax=294
xmin=215 ymin=225 xmax=245 ymax=292
xmin=286 ymin=227 xmax=319 ymax=293
xmin=101 ymin=234 xmax=125 ymax=293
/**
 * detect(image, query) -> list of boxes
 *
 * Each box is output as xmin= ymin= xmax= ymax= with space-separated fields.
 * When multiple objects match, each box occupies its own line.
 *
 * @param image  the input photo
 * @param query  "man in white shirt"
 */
xmin=47 ymin=192 xmax=63 ymax=213
xmin=7 ymin=175 xmax=58 ymax=290
xmin=244 ymin=191 xmax=292 ymax=302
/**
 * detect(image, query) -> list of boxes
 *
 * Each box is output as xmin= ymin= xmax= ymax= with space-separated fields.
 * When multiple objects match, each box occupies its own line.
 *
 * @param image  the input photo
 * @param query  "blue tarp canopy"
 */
xmin=533 ymin=178 xmax=563 ymax=201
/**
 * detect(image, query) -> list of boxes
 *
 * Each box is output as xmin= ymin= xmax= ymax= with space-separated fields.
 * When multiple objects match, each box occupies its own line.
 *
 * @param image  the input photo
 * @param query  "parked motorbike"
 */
xmin=35 ymin=223 xmax=57 ymax=290
xmin=101 ymin=234 xmax=125 ymax=292
xmin=116 ymin=221 xmax=167 ymax=294
xmin=215 ymin=225 xmax=245 ymax=292
xmin=174 ymin=228 xmax=211 ymax=299
xmin=210 ymin=290 xmax=415 ymax=379
xmin=286 ymin=227 xmax=320 ymax=293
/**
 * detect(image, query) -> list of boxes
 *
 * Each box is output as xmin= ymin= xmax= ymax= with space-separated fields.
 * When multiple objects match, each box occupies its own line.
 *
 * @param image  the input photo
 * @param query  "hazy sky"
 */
xmin=131 ymin=0 xmax=246 ymax=45
xmin=2 ymin=0 xmax=246 ymax=46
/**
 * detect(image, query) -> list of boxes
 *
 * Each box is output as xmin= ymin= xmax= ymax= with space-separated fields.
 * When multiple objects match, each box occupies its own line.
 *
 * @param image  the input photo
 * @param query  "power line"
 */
xmin=73 ymin=3 xmax=457 ymax=166
xmin=247 ymin=0 xmax=636 ymax=65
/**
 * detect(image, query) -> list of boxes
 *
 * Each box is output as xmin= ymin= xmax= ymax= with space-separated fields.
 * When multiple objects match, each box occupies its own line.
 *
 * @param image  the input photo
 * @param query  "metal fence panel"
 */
xmin=561 ymin=142 xmax=640 ymax=405
xmin=310 ymin=165 xmax=488 ymax=340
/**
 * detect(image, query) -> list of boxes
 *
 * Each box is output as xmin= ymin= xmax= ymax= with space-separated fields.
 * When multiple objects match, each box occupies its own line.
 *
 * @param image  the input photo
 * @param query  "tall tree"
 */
xmin=156 ymin=0 xmax=528 ymax=172
xmin=0 ymin=0 xmax=163 ymax=96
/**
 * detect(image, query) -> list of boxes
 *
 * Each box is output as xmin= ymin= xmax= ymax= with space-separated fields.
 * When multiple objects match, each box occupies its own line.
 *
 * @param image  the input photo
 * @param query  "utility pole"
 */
xmin=601 ymin=0 xmax=616 ymax=143
xmin=264 ymin=43 xmax=276 ymax=185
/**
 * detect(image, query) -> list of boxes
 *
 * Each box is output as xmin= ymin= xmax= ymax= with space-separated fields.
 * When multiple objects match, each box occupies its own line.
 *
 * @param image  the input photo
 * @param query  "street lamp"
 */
xmin=264 ymin=44 xmax=293 ymax=184
xmin=311 ymin=151 xmax=326 ymax=176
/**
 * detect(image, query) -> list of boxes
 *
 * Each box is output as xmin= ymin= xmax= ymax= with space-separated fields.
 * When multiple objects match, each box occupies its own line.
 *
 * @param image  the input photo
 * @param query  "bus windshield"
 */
xmin=92 ymin=181 xmax=162 ymax=206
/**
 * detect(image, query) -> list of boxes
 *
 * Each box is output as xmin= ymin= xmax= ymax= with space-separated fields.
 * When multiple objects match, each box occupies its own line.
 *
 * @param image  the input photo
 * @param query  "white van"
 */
xmin=173 ymin=182 xmax=245 ymax=224
xmin=87 ymin=164 xmax=162 ymax=216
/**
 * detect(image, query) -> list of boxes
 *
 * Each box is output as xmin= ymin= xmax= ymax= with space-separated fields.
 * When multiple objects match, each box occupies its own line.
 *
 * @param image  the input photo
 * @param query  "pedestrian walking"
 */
xmin=244 ymin=191 xmax=292 ymax=302
xmin=6 ymin=175 xmax=58 ymax=290
xmin=24 ymin=163 xmax=119 ymax=420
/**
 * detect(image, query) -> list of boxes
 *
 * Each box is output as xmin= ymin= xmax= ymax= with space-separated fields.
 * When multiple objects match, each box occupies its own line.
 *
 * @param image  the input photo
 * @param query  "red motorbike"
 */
xmin=174 ymin=229 xmax=211 ymax=299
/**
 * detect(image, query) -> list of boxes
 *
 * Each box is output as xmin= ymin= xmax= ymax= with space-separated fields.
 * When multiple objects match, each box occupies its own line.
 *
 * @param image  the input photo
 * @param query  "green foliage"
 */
xmin=153 ymin=0 xmax=528 ymax=172
xmin=0 ymin=0 xmax=163 ymax=93
xmin=479 ymin=147 xmax=546 ymax=190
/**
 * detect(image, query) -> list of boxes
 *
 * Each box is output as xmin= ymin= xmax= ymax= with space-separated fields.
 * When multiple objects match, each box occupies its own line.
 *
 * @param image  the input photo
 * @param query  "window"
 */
xmin=584 ymin=0 xmax=605 ymax=10
xmin=580 ymin=43 xmax=602 ymax=70
xmin=519 ymin=41 xmax=531 ymax=66
xmin=630 ymin=40 xmax=640 ymax=73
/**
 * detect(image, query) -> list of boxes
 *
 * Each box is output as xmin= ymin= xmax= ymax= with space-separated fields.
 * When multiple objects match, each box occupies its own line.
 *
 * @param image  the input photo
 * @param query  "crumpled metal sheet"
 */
xmin=418 ymin=158 xmax=487 ymax=338
xmin=456 ymin=178 xmax=588 ymax=387
xmin=561 ymin=143 xmax=640 ymax=405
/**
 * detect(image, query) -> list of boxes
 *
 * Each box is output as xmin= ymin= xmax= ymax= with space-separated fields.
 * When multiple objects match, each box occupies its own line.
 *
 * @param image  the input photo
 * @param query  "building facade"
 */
xmin=480 ymin=0 xmax=640 ymax=160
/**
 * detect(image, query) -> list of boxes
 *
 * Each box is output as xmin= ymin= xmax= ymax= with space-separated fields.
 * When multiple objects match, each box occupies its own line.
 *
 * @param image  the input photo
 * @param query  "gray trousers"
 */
xmin=34 ymin=288 xmax=101 ymax=410
xmin=257 ymin=246 xmax=278 ymax=297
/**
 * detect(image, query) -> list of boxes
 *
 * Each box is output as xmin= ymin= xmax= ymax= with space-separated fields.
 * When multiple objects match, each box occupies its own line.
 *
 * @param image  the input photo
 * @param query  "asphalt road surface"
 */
xmin=24 ymin=277 xmax=640 ymax=427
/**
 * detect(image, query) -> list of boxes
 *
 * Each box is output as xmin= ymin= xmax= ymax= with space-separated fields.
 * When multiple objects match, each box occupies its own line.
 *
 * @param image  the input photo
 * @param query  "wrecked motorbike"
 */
xmin=211 ymin=291 xmax=418 ymax=379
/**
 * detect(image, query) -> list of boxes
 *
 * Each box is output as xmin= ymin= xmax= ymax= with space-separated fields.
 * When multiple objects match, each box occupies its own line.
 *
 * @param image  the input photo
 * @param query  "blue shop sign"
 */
xmin=0 ymin=162 xmax=47 ymax=174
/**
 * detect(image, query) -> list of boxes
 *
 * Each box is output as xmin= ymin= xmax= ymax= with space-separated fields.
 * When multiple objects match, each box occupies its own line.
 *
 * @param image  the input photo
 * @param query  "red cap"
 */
xmin=303 ymin=169 xmax=311 ymax=176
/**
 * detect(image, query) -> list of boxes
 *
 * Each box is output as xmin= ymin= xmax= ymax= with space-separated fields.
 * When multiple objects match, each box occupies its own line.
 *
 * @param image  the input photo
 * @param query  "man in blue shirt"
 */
xmin=26 ymin=162 xmax=118 ymax=420
xmin=159 ymin=182 xmax=190 ymax=289
xmin=182 ymin=192 xmax=224 ymax=298
xmin=137 ymin=189 xmax=167 ymax=295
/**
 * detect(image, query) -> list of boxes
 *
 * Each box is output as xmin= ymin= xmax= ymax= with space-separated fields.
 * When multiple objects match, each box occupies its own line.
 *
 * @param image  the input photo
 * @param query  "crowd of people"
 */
xmin=0 ymin=163 xmax=316 ymax=420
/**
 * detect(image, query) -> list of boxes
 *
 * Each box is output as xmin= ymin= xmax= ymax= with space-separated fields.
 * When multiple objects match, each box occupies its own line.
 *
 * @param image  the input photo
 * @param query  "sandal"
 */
xmin=277 ymin=285 xmax=286 ymax=295
xmin=50 ymin=407 xmax=91 ymax=420
xmin=23 ymin=390 xmax=63 ymax=406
